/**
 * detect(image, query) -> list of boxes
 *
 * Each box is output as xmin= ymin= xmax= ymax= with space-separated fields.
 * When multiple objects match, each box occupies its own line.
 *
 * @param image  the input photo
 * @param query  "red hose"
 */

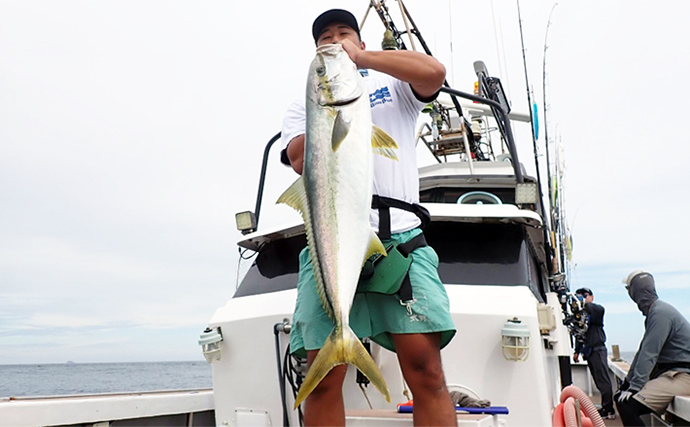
xmin=563 ymin=397 xmax=578 ymax=426
xmin=552 ymin=385 xmax=605 ymax=427
xmin=553 ymin=402 xmax=565 ymax=427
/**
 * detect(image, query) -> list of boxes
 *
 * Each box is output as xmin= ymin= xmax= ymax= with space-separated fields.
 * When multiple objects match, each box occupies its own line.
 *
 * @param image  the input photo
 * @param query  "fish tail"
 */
xmin=293 ymin=326 xmax=390 ymax=409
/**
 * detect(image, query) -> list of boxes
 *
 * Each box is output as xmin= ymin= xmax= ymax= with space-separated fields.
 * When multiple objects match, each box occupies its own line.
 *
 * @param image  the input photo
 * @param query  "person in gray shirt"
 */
xmin=616 ymin=271 xmax=690 ymax=426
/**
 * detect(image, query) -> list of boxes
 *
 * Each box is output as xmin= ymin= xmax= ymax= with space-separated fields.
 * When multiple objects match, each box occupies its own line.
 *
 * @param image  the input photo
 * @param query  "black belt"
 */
xmin=372 ymin=195 xmax=431 ymax=240
xmin=651 ymin=361 xmax=690 ymax=379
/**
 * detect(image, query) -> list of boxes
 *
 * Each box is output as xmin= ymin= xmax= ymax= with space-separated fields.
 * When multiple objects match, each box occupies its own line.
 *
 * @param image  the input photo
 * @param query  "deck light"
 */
xmin=199 ymin=327 xmax=223 ymax=363
xmin=501 ymin=318 xmax=530 ymax=361
xmin=235 ymin=211 xmax=257 ymax=235
xmin=515 ymin=182 xmax=538 ymax=205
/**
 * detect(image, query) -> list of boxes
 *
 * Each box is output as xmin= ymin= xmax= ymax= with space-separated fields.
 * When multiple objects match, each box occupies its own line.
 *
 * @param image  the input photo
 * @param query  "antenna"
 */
xmin=490 ymin=0 xmax=511 ymax=98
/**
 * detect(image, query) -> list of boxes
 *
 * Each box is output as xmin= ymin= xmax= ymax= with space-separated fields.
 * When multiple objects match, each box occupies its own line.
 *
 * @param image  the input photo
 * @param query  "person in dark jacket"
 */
xmin=574 ymin=287 xmax=616 ymax=419
xmin=616 ymin=271 xmax=690 ymax=426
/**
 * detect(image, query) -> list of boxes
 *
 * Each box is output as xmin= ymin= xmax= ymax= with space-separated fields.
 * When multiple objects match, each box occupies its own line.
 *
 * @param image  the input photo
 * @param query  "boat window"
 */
xmin=234 ymin=221 xmax=546 ymax=303
xmin=426 ymin=221 xmax=546 ymax=301
xmin=233 ymin=235 xmax=305 ymax=298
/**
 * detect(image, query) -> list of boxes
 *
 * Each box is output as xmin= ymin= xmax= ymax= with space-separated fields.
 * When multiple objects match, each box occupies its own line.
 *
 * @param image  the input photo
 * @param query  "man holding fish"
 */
xmin=279 ymin=8 xmax=457 ymax=426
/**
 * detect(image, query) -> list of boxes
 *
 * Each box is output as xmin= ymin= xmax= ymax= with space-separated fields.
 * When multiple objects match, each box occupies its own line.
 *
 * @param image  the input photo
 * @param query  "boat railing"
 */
xmin=437 ymin=86 xmax=524 ymax=184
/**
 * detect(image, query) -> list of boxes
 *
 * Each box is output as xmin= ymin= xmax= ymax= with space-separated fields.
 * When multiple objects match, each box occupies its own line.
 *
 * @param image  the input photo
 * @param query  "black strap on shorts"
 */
xmin=372 ymin=195 xmax=431 ymax=240
xmin=393 ymin=232 xmax=427 ymax=302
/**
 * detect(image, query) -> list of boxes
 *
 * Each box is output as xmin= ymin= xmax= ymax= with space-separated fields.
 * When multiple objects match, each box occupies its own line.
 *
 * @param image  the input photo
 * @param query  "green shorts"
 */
xmin=290 ymin=227 xmax=456 ymax=358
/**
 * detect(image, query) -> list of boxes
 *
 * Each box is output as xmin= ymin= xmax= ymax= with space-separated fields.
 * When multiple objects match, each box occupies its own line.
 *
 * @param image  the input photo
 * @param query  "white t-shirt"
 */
xmin=281 ymin=69 xmax=430 ymax=234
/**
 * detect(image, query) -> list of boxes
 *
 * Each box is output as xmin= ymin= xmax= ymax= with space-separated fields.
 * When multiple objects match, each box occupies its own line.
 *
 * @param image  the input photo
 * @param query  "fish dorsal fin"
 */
xmin=372 ymin=126 xmax=399 ymax=161
xmin=332 ymin=109 xmax=351 ymax=152
xmin=276 ymin=176 xmax=307 ymax=214
xmin=365 ymin=229 xmax=387 ymax=262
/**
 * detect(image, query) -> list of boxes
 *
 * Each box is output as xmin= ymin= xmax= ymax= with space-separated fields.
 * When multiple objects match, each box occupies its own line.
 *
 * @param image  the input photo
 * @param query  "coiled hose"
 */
xmin=552 ymin=385 xmax=605 ymax=427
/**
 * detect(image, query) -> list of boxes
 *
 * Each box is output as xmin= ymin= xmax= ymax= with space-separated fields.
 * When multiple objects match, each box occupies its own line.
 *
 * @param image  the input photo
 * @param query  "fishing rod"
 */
xmin=363 ymin=0 xmax=408 ymax=50
xmin=516 ymin=0 xmax=555 ymax=279
xmin=542 ymin=3 xmax=558 ymax=226
xmin=364 ymin=0 xmax=466 ymax=130
xmin=542 ymin=4 xmax=569 ymax=280
xmin=516 ymin=1 xmax=548 ymax=225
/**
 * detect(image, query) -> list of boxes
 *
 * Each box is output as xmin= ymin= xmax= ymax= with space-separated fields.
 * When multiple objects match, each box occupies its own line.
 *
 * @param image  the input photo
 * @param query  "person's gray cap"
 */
xmin=622 ymin=270 xmax=646 ymax=287
xmin=312 ymin=9 xmax=360 ymax=43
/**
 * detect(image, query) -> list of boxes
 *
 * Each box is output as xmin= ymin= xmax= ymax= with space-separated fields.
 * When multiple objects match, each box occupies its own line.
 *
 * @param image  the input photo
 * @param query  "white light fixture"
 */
xmin=235 ymin=211 xmax=257 ymax=235
xmin=501 ymin=317 xmax=530 ymax=361
xmin=515 ymin=182 xmax=538 ymax=205
xmin=198 ymin=327 xmax=223 ymax=363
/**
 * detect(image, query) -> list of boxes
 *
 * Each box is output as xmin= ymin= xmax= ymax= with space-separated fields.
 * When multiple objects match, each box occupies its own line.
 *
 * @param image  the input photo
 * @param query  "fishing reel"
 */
xmin=561 ymin=292 xmax=588 ymax=342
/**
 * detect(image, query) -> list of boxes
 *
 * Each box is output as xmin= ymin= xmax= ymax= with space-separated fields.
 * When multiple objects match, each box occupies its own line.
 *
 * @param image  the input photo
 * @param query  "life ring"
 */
xmin=552 ymin=385 xmax=605 ymax=427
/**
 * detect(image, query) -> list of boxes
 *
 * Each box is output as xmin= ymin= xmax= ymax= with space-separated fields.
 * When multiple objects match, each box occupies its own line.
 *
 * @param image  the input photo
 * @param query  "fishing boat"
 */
xmin=2 ymin=2 xmax=690 ymax=427
xmin=197 ymin=2 xmax=690 ymax=426
xmin=202 ymin=4 xmax=568 ymax=426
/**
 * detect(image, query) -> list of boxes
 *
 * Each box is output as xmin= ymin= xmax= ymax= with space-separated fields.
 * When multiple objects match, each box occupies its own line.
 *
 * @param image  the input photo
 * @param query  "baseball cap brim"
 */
xmin=312 ymin=9 xmax=360 ymax=43
xmin=623 ymin=270 xmax=645 ymax=286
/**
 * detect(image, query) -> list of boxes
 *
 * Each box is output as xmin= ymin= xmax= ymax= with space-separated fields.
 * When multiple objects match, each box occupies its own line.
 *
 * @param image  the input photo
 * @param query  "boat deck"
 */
xmin=589 ymin=394 xmax=623 ymax=427
xmin=346 ymin=409 xmax=498 ymax=426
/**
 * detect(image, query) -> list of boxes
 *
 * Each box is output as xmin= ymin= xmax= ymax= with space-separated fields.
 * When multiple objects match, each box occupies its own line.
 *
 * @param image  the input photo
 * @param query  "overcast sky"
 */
xmin=1 ymin=0 xmax=688 ymax=365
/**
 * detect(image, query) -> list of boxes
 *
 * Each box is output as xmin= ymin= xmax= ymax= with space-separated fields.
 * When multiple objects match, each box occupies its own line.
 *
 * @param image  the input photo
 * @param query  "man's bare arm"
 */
xmin=286 ymin=134 xmax=305 ymax=175
xmin=341 ymin=39 xmax=446 ymax=98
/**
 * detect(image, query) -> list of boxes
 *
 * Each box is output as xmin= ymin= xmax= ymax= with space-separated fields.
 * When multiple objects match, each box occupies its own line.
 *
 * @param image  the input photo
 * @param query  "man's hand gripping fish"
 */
xmin=278 ymin=43 xmax=398 ymax=408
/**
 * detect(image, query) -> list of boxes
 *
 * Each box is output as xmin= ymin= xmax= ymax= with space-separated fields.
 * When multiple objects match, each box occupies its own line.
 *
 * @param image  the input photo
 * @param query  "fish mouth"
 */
xmin=320 ymin=92 xmax=361 ymax=107
xmin=316 ymin=44 xmax=343 ymax=55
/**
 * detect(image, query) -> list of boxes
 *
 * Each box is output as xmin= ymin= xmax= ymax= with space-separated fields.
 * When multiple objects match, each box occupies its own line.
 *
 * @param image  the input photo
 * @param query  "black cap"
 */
xmin=575 ymin=287 xmax=593 ymax=296
xmin=312 ymin=9 xmax=360 ymax=43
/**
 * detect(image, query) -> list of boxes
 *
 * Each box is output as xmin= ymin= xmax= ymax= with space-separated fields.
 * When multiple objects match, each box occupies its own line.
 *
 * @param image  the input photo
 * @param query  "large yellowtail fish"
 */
xmin=278 ymin=43 xmax=398 ymax=408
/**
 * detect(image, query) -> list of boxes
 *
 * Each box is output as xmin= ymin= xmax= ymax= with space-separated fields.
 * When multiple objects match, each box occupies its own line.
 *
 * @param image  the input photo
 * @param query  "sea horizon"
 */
xmin=0 ymin=360 xmax=213 ymax=398
xmin=0 ymin=359 xmax=206 ymax=366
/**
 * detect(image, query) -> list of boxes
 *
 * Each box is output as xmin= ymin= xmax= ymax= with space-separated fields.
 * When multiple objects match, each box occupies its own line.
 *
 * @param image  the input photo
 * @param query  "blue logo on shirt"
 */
xmin=370 ymin=86 xmax=393 ymax=107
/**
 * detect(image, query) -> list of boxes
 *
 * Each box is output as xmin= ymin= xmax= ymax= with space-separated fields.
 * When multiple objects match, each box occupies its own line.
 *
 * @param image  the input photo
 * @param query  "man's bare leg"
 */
xmin=302 ymin=349 xmax=347 ymax=426
xmin=392 ymin=333 xmax=457 ymax=426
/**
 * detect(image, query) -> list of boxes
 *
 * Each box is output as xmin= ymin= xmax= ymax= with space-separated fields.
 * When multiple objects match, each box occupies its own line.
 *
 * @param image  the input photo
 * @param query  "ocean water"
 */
xmin=0 ymin=361 xmax=212 ymax=398
xmin=0 ymin=352 xmax=636 ymax=399
xmin=619 ymin=351 xmax=635 ymax=363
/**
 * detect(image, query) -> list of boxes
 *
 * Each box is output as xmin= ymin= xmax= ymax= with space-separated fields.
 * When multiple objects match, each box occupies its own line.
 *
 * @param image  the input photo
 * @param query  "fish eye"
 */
xmin=316 ymin=66 xmax=326 ymax=76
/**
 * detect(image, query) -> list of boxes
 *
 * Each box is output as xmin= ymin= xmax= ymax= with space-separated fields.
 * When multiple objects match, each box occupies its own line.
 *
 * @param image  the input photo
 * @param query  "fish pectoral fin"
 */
xmin=293 ymin=326 xmax=390 ymax=409
xmin=276 ymin=176 xmax=307 ymax=215
xmin=365 ymin=230 xmax=387 ymax=262
xmin=372 ymin=126 xmax=399 ymax=161
xmin=332 ymin=109 xmax=351 ymax=152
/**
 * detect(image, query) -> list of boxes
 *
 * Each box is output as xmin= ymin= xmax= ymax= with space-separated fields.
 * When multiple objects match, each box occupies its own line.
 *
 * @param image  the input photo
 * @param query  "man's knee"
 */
xmin=616 ymin=396 xmax=652 ymax=425
xmin=410 ymin=361 xmax=447 ymax=394
xmin=399 ymin=351 xmax=447 ymax=392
